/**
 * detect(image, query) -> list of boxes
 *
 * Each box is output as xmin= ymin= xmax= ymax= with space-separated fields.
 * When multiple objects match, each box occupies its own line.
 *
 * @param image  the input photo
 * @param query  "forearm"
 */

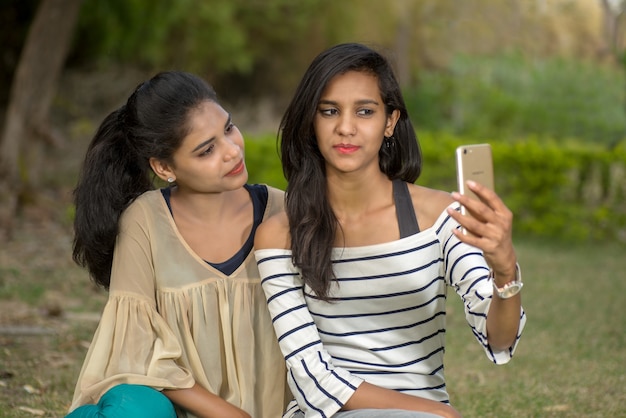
xmin=342 ymin=382 xmax=462 ymax=418
xmin=486 ymin=266 xmax=522 ymax=350
xmin=163 ymin=383 xmax=250 ymax=418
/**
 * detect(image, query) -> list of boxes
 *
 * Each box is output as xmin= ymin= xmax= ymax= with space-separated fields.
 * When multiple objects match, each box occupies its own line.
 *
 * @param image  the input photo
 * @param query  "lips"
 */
xmin=334 ymin=144 xmax=359 ymax=154
xmin=227 ymin=160 xmax=245 ymax=176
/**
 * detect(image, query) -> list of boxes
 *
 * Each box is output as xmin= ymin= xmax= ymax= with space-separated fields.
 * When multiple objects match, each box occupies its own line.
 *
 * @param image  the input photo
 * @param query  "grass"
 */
xmin=1 ymin=214 xmax=625 ymax=417
xmin=0 ymin=213 xmax=108 ymax=418
xmin=444 ymin=236 xmax=626 ymax=417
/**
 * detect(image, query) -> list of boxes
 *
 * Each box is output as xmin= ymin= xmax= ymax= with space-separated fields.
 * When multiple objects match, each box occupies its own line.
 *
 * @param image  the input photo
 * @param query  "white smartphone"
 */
xmin=455 ymin=144 xmax=495 ymax=235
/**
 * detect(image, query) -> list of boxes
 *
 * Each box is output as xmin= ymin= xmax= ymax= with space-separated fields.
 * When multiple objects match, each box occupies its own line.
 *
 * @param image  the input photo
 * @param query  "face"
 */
xmin=313 ymin=70 xmax=399 ymax=177
xmin=153 ymin=100 xmax=247 ymax=193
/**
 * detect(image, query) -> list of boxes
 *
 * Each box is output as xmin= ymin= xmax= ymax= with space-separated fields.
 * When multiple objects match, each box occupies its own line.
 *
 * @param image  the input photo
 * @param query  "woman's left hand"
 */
xmin=447 ymin=180 xmax=517 ymax=278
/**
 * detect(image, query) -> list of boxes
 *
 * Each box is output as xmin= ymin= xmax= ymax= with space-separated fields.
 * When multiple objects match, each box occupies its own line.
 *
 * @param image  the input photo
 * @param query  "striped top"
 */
xmin=255 ymin=202 xmax=526 ymax=418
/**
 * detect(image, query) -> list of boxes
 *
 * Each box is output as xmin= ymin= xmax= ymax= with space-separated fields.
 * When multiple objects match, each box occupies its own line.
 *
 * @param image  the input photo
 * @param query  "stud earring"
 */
xmin=167 ymin=177 xmax=175 ymax=184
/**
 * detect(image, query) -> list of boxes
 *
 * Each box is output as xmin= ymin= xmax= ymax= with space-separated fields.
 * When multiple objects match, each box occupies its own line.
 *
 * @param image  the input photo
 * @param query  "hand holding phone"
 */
xmin=455 ymin=144 xmax=495 ymax=235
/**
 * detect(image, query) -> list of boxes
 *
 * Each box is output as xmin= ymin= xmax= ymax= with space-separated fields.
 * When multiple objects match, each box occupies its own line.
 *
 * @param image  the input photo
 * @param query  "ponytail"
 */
xmin=72 ymin=71 xmax=218 ymax=289
xmin=72 ymin=106 xmax=153 ymax=289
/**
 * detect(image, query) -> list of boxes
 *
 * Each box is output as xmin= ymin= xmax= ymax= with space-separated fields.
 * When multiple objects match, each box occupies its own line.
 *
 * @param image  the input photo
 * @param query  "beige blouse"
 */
xmin=69 ymin=186 xmax=290 ymax=418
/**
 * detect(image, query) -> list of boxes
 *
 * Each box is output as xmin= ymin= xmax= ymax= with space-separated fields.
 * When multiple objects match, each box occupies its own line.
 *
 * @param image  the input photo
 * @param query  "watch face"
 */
xmin=499 ymin=283 xmax=523 ymax=298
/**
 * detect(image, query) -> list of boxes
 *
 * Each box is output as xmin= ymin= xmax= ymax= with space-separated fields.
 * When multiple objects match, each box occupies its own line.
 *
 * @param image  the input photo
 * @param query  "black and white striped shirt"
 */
xmin=255 ymin=202 xmax=526 ymax=418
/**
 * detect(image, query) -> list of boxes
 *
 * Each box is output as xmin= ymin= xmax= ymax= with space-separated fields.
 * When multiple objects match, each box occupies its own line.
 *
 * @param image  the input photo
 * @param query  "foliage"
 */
xmin=70 ymin=0 xmax=333 ymax=97
xmin=420 ymin=132 xmax=626 ymax=242
xmin=405 ymin=54 xmax=626 ymax=146
xmin=244 ymin=132 xmax=626 ymax=243
xmin=245 ymin=134 xmax=287 ymax=190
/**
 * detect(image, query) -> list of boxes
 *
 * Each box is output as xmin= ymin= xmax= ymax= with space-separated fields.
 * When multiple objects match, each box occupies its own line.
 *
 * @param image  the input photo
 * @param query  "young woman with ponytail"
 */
xmin=67 ymin=71 xmax=288 ymax=418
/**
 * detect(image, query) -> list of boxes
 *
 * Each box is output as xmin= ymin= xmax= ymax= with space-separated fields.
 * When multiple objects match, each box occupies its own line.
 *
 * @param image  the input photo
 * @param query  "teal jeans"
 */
xmin=66 ymin=384 xmax=176 ymax=418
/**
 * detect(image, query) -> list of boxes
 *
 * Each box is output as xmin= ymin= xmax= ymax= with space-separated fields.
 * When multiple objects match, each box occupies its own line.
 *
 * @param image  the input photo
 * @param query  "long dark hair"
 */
xmin=279 ymin=43 xmax=422 ymax=300
xmin=72 ymin=71 xmax=218 ymax=289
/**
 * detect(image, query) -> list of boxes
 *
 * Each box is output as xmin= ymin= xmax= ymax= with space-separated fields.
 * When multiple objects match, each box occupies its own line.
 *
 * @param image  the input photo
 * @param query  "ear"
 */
xmin=149 ymin=157 xmax=175 ymax=182
xmin=384 ymin=109 xmax=400 ymax=137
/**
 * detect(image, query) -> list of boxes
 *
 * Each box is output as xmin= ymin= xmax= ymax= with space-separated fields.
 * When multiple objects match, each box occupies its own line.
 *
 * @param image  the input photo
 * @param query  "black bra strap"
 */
xmin=393 ymin=179 xmax=420 ymax=238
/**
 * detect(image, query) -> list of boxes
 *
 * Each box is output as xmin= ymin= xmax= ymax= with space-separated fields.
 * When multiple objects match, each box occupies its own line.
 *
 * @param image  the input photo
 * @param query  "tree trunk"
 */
xmin=392 ymin=0 xmax=412 ymax=88
xmin=0 ymin=0 xmax=82 ymax=240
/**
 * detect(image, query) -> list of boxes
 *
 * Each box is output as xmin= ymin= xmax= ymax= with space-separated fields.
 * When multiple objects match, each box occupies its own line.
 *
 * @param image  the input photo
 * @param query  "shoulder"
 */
xmin=118 ymin=190 xmax=166 ymax=232
xmin=264 ymin=184 xmax=285 ymax=198
xmin=255 ymin=210 xmax=290 ymax=250
xmin=258 ymin=184 xmax=285 ymax=217
xmin=407 ymin=183 xmax=455 ymax=230
xmin=122 ymin=189 xmax=162 ymax=218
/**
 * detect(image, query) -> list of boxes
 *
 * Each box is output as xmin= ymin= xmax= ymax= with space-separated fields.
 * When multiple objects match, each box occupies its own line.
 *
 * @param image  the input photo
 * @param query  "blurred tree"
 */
xmin=0 ymin=0 xmax=82 ymax=239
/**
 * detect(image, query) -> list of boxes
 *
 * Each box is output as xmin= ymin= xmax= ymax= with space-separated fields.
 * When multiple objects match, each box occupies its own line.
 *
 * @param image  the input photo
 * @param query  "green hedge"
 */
xmin=405 ymin=54 xmax=626 ymax=146
xmin=244 ymin=133 xmax=626 ymax=243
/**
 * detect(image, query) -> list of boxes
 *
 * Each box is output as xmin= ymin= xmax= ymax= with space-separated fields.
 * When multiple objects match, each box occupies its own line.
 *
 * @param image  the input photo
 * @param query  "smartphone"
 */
xmin=455 ymin=144 xmax=495 ymax=235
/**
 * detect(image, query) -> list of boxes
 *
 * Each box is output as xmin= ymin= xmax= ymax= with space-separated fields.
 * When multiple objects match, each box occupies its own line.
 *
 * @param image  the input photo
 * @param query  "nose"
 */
xmin=222 ymin=137 xmax=242 ymax=161
xmin=336 ymin=113 xmax=356 ymax=136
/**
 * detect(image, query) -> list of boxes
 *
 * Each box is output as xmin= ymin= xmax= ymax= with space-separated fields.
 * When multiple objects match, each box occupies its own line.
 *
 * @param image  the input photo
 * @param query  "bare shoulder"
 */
xmin=407 ymin=184 xmax=455 ymax=231
xmin=254 ymin=210 xmax=291 ymax=250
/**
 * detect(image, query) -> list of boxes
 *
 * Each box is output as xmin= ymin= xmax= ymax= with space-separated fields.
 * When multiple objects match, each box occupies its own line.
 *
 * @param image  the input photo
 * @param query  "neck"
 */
xmin=169 ymin=186 xmax=247 ymax=224
xmin=326 ymin=171 xmax=392 ymax=218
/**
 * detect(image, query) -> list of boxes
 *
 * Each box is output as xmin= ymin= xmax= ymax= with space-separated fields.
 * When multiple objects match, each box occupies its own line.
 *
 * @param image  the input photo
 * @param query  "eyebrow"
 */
xmin=190 ymin=113 xmax=232 ymax=153
xmin=318 ymin=99 xmax=380 ymax=106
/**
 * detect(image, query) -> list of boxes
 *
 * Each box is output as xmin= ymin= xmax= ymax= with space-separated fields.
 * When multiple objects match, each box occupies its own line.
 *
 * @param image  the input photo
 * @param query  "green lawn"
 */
xmin=1 ymin=230 xmax=624 ymax=417
xmin=444 ymin=237 xmax=626 ymax=417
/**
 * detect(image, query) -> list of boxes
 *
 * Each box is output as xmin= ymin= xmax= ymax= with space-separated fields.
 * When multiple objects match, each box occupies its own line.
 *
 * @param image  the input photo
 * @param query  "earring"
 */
xmin=384 ymin=136 xmax=395 ymax=148
xmin=167 ymin=177 xmax=175 ymax=184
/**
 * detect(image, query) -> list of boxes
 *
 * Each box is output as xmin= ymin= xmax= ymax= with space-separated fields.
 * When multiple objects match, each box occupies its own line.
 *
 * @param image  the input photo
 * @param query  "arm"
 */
xmin=255 ymin=247 xmax=361 ymax=418
xmin=484 ymin=267 xmax=523 ymax=350
xmin=343 ymin=382 xmax=461 ymax=418
xmin=70 ymin=199 xmax=196 ymax=410
xmin=163 ymin=384 xmax=250 ymax=418
xmin=447 ymin=180 xmax=523 ymax=350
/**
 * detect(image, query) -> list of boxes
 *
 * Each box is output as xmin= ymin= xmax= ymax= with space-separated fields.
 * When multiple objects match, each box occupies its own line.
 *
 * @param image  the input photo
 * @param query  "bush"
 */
xmin=245 ymin=134 xmax=287 ymax=190
xmin=405 ymin=54 xmax=626 ymax=146
xmin=245 ymin=133 xmax=626 ymax=243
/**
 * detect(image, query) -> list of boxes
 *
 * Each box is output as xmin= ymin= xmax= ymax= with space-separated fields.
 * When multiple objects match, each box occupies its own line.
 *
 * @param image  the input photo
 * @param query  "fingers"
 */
xmin=447 ymin=180 xmax=516 ymax=273
xmin=455 ymin=181 xmax=512 ymax=228
xmin=463 ymin=180 xmax=504 ymax=212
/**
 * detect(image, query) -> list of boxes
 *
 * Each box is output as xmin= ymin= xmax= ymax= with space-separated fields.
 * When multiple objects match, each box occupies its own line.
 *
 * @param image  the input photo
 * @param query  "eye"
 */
xmin=199 ymin=144 xmax=215 ymax=156
xmin=225 ymin=122 xmax=235 ymax=133
xmin=318 ymin=108 xmax=338 ymax=117
xmin=357 ymin=108 xmax=374 ymax=117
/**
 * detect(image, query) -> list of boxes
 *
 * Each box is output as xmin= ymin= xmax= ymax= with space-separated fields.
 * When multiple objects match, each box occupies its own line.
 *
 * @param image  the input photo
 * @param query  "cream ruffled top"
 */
xmin=69 ymin=186 xmax=290 ymax=418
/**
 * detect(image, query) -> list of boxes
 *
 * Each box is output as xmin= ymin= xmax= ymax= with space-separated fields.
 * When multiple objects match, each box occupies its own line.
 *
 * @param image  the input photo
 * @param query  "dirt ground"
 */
xmin=0 ymin=203 xmax=108 ymax=417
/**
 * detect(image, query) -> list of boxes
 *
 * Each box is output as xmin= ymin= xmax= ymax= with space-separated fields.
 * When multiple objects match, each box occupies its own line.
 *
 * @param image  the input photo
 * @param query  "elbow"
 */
xmin=487 ymin=332 xmax=517 ymax=351
xmin=490 ymin=340 xmax=514 ymax=352
xmin=486 ymin=326 xmax=518 ymax=351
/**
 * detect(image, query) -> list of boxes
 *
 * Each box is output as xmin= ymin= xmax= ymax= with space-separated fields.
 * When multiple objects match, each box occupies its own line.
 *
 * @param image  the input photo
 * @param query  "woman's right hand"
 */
xmin=342 ymin=382 xmax=462 ymax=418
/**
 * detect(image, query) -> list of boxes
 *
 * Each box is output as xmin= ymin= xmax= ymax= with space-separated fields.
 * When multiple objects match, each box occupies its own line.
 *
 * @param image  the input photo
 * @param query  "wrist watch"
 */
xmin=491 ymin=263 xmax=523 ymax=299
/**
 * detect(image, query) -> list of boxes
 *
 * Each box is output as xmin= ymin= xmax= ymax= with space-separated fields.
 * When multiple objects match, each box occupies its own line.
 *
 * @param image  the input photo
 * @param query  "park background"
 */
xmin=0 ymin=0 xmax=625 ymax=417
